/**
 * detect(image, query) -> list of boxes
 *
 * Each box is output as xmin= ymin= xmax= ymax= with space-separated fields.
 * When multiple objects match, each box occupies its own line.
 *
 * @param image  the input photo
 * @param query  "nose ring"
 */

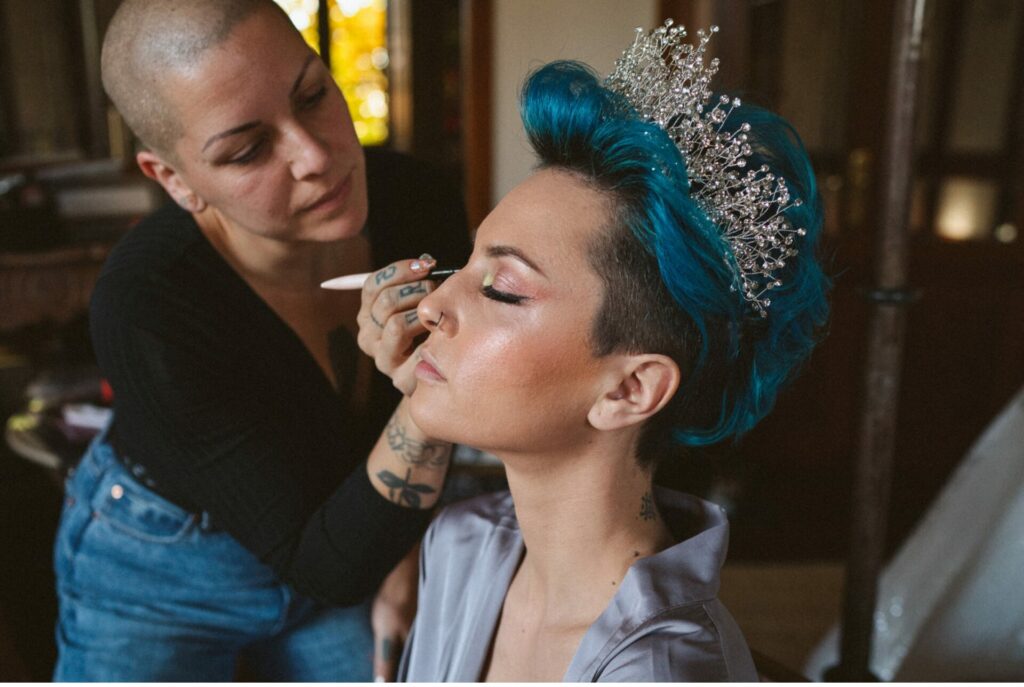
xmin=436 ymin=311 xmax=445 ymax=327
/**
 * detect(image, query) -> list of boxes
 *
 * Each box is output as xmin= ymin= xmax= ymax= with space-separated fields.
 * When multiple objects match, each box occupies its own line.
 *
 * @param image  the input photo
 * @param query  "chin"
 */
xmin=305 ymin=209 xmax=366 ymax=242
xmin=410 ymin=391 xmax=531 ymax=457
xmin=409 ymin=391 xmax=470 ymax=446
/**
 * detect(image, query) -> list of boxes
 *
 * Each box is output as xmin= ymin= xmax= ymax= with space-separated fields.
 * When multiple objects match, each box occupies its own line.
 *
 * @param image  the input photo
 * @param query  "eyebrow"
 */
xmin=486 ymin=245 xmax=546 ymax=277
xmin=201 ymin=54 xmax=318 ymax=153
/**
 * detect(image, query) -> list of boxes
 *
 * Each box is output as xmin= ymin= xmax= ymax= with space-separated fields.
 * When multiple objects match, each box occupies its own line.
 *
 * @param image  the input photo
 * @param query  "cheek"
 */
xmin=209 ymin=167 xmax=292 ymax=223
xmin=461 ymin=328 xmax=587 ymax=395
xmin=316 ymin=93 xmax=358 ymax=151
xmin=446 ymin=319 xmax=601 ymax=440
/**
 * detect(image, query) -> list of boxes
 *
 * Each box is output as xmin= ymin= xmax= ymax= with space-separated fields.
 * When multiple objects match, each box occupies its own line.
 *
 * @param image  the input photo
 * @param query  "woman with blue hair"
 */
xmin=363 ymin=22 xmax=829 ymax=682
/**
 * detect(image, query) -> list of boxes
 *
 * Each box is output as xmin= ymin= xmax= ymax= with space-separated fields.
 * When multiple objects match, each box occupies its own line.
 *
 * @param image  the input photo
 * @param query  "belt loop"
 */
xmin=199 ymin=511 xmax=215 ymax=531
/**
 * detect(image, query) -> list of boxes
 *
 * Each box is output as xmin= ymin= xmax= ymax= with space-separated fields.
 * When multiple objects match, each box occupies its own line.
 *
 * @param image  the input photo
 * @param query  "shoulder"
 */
xmin=92 ymin=203 xmax=213 ymax=317
xmin=597 ymin=600 xmax=758 ymax=682
xmin=426 ymin=490 xmax=515 ymax=549
xmin=364 ymin=147 xmax=459 ymax=216
xmin=364 ymin=147 xmax=452 ymax=193
xmin=91 ymin=202 xmax=244 ymax=321
xmin=98 ymin=202 xmax=203 ymax=285
xmin=89 ymin=203 xmax=249 ymax=360
xmin=363 ymin=147 xmax=470 ymax=266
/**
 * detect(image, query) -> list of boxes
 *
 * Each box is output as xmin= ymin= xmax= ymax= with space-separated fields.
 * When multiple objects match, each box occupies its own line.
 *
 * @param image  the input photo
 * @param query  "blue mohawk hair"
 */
xmin=520 ymin=61 xmax=830 ymax=448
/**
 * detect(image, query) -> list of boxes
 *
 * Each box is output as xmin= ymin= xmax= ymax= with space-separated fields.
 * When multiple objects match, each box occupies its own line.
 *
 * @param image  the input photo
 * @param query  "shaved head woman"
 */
xmin=53 ymin=0 xmax=468 ymax=680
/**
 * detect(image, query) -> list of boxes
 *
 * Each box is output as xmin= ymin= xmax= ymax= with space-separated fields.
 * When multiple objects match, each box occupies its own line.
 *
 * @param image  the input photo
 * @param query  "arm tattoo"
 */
xmin=376 ymin=468 xmax=437 ymax=508
xmin=387 ymin=415 xmax=450 ymax=468
xmin=639 ymin=491 xmax=657 ymax=521
xmin=375 ymin=265 xmax=398 ymax=285
xmin=380 ymin=637 xmax=397 ymax=662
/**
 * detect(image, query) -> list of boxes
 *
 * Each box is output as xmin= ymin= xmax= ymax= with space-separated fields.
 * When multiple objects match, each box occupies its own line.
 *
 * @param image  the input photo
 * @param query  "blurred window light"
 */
xmin=275 ymin=0 xmax=321 ymax=52
xmin=934 ymin=177 xmax=998 ymax=242
xmin=275 ymin=0 xmax=389 ymax=145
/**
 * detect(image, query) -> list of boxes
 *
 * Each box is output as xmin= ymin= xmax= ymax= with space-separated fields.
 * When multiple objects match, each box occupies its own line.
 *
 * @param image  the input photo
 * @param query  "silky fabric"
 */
xmin=398 ymin=488 xmax=757 ymax=682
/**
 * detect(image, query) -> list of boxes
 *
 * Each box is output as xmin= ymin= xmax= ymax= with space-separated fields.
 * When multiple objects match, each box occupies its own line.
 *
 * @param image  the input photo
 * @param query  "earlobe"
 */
xmin=588 ymin=355 xmax=680 ymax=432
xmin=182 ymin=193 xmax=208 ymax=213
xmin=136 ymin=150 xmax=207 ymax=213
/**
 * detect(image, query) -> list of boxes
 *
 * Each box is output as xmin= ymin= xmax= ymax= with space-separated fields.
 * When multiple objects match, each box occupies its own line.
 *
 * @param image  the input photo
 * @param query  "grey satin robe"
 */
xmin=398 ymin=487 xmax=758 ymax=682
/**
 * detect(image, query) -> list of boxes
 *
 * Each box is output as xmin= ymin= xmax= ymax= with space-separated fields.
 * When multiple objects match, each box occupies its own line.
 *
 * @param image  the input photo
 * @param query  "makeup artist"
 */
xmin=51 ymin=0 xmax=468 ymax=681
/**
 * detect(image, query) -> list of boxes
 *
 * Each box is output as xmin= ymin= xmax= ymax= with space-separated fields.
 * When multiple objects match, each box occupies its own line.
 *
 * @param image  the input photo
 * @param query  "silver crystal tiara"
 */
xmin=604 ymin=20 xmax=806 ymax=318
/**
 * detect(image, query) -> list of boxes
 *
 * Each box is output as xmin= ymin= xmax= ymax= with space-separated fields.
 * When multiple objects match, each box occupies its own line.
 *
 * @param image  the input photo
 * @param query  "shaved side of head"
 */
xmin=101 ymin=0 xmax=292 ymax=158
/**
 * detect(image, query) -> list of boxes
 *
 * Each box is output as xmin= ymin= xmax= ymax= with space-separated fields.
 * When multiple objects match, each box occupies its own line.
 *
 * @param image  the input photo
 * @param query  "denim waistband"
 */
xmin=71 ymin=421 xmax=218 ymax=531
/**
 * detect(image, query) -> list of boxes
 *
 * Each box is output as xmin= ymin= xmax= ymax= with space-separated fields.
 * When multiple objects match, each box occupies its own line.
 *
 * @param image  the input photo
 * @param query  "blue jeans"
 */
xmin=52 ymin=425 xmax=373 ymax=681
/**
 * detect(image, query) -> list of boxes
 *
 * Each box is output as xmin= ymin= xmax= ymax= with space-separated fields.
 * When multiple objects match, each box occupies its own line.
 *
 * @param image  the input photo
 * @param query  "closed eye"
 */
xmin=228 ymin=138 xmax=267 ymax=165
xmin=482 ymin=285 xmax=528 ymax=305
xmin=297 ymin=85 xmax=327 ymax=110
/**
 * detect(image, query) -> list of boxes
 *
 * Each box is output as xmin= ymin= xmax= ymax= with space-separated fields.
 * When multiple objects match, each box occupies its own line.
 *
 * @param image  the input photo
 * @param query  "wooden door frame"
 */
xmin=461 ymin=0 xmax=492 ymax=231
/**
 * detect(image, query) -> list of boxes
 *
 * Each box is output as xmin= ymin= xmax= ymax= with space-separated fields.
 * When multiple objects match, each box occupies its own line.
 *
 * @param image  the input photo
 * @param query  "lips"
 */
xmin=300 ymin=171 xmax=351 ymax=214
xmin=415 ymin=349 xmax=447 ymax=382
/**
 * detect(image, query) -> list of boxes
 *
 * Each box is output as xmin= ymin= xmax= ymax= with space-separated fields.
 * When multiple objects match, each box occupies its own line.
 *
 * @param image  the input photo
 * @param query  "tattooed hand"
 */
xmin=372 ymin=546 xmax=418 ymax=682
xmin=356 ymin=256 xmax=438 ymax=395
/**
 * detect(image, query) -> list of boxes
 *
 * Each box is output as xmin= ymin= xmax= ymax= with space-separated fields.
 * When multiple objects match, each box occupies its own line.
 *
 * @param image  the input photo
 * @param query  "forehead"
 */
xmin=477 ymin=168 xmax=613 ymax=269
xmin=159 ymin=10 xmax=311 ymax=135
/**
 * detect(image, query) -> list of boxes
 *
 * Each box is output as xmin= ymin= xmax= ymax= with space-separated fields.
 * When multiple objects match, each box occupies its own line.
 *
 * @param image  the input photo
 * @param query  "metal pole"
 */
xmin=826 ymin=0 xmax=928 ymax=680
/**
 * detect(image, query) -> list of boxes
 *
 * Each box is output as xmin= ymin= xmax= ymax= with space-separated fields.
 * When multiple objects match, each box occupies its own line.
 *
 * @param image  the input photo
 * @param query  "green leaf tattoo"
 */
xmin=377 ymin=468 xmax=437 ymax=508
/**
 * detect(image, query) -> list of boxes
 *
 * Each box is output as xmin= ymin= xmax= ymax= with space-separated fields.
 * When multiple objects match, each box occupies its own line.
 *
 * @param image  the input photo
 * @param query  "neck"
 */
xmin=194 ymin=208 xmax=363 ymax=292
xmin=499 ymin=434 xmax=674 ymax=625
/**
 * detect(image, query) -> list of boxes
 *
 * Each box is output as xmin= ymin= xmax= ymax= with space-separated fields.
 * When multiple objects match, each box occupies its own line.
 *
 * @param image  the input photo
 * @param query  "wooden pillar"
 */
xmin=461 ymin=0 xmax=492 ymax=230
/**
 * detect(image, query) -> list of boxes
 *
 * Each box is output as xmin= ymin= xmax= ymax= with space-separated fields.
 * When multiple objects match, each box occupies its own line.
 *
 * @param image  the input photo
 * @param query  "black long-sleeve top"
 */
xmin=89 ymin=149 xmax=471 ymax=605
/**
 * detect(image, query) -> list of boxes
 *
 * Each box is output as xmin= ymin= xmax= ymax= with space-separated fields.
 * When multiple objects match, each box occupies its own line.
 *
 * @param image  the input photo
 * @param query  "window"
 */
xmin=274 ymin=0 xmax=390 ymax=145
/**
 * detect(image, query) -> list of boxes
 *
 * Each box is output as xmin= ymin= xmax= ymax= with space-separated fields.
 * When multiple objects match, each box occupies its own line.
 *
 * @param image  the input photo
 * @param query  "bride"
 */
xmin=363 ymin=22 xmax=830 ymax=682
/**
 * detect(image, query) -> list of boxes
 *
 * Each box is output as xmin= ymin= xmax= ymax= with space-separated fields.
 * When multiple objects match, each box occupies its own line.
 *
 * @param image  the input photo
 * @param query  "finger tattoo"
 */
xmin=375 ymin=265 xmax=398 ymax=285
xmin=398 ymin=283 xmax=427 ymax=299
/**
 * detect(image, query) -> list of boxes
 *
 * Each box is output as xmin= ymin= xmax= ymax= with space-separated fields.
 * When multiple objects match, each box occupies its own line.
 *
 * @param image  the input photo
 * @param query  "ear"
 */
xmin=136 ymin=150 xmax=208 ymax=213
xmin=588 ymin=354 xmax=680 ymax=432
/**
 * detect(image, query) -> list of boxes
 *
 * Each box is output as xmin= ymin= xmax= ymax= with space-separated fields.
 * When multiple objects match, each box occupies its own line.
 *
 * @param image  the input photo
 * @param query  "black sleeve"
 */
xmin=89 ymin=246 xmax=431 ymax=607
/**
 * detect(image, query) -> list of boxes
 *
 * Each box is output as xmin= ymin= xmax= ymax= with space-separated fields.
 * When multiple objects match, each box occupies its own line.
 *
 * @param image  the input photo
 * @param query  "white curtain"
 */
xmin=805 ymin=385 xmax=1024 ymax=681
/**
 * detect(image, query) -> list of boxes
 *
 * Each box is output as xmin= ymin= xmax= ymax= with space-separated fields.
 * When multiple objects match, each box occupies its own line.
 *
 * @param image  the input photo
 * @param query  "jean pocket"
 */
xmin=93 ymin=477 xmax=196 ymax=543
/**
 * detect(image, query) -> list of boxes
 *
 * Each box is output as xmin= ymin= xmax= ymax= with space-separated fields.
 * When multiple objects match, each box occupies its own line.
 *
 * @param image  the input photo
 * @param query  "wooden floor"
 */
xmin=719 ymin=561 xmax=846 ymax=679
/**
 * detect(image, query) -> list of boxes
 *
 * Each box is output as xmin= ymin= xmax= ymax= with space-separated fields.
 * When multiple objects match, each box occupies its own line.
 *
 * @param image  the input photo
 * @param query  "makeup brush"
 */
xmin=320 ymin=267 xmax=459 ymax=290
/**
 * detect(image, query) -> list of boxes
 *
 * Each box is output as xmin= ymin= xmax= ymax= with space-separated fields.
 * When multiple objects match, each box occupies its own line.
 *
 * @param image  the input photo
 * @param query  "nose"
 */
xmin=418 ymin=278 xmax=456 ymax=336
xmin=287 ymin=124 xmax=331 ymax=180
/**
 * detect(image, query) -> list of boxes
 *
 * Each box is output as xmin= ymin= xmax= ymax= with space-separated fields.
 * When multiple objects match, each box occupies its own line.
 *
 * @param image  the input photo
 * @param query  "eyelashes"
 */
xmin=298 ymin=85 xmax=327 ymax=110
xmin=224 ymin=85 xmax=327 ymax=166
xmin=481 ymin=285 xmax=528 ymax=305
xmin=228 ymin=139 xmax=266 ymax=165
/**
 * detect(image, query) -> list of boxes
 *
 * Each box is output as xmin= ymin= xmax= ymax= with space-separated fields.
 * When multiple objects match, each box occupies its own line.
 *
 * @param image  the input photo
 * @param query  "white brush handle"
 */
xmin=319 ymin=272 xmax=372 ymax=290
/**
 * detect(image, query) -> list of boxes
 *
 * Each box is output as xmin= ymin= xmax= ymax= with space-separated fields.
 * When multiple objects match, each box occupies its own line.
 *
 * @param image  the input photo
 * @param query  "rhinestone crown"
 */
xmin=605 ymin=20 xmax=807 ymax=317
